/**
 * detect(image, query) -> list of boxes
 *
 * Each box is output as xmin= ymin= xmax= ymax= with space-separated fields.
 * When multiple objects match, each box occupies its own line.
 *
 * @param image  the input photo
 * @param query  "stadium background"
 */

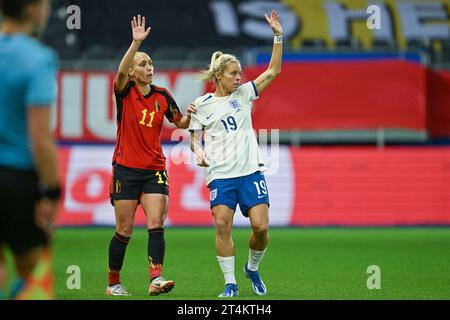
xmin=4 ymin=0 xmax=450 ymax=299
xmin=47 ymin=0 xmax=450 ymax=227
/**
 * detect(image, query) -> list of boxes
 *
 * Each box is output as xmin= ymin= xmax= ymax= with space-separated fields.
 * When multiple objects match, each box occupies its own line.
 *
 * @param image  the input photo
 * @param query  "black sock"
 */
xmin=108 ymin=232 xmax=131 ymax=272
xmin=148 ymin=228 xmax=165 ymax=280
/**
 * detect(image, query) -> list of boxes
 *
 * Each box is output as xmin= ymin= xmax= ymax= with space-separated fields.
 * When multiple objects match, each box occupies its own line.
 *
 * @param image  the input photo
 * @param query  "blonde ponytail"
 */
xmin=197 ymin=51 xmax=240 ymax=83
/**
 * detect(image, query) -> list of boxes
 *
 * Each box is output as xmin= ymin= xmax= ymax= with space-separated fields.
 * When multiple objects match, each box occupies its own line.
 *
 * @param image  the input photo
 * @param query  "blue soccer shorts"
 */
xmin=208 ymin=171 xmax=270 ymax=217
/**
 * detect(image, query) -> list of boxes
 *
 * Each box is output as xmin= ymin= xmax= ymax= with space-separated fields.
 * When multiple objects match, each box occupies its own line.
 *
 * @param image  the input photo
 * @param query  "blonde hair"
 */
xmin=198 ymin=51 xmax=240 ymax=83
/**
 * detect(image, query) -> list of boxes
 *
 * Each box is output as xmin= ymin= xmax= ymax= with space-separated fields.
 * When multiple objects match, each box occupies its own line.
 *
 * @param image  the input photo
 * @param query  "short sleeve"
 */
xmin=25 ymin=53 xmax=57 ymax=107
xmin=188 ymin=114 xmax=204 ymax=132
xmin=164 ymin=93 xmax=183 ymax=123
xmin=114 ymin=81 xmax=134 ymax=100
xmin=241 ymin=81 xmax=259 ymax=102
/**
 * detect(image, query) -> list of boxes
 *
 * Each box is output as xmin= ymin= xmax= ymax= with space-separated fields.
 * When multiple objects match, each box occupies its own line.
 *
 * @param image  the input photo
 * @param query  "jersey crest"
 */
xmin=210 ymin=188 xmax=218 ymax=201
xmin=229 ymin=99 xmax=240 ymax=110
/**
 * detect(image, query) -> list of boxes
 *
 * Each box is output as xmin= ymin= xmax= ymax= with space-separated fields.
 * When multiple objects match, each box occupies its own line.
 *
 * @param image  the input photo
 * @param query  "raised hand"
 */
xmin=265 ymin=10 xmax=283 ymax=36
xmin=131 ymin=14 xmax=151 ymax=42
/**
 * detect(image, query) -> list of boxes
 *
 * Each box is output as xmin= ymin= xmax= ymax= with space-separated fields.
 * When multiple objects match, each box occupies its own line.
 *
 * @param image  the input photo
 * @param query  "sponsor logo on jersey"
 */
xmin=203 ymin=95 xmax=213 ymax=103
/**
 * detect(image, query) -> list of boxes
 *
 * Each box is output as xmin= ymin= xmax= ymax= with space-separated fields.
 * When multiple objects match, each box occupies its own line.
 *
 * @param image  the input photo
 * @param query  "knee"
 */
xmin=147 ymin=217 xmax=165 ymax=229
xmin=215 ymin=219 xmax=232 ymax=239
xmin=252 ymin=224 xmax=269 ymax=238
xmin=116 ymin=225 xmax=133 ymax=238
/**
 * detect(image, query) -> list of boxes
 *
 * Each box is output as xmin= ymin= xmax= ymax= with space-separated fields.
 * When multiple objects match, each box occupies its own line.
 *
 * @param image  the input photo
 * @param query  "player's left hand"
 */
xmin=265 ymin=10 xmax=283 ymax=36
xmin=132 ymin=14 xmax=151 ymax=42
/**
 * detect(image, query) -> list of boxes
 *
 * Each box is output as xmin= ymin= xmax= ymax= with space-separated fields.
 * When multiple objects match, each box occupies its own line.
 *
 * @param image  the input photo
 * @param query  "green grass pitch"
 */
xmin=7 ymin=227 xmax=450 ymax=300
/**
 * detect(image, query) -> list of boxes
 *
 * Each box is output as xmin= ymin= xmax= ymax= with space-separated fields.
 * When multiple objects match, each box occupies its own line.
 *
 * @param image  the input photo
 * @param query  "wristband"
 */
xmin=38 ymin=183 xmax=62 ymax=200
xmin=274 ymin=35 xmax=283 ymax=44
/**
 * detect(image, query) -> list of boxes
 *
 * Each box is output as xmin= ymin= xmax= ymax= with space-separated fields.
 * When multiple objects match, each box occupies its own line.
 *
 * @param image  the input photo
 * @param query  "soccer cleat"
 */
xmin=106 ymin=284 xmax=131 ymax=296
xmin=244 ymin=264 xmax=267 ymax=296
xmin=217 ymin=283 xmax=239 ymax=298
xmin=149 ymin=276 xmax=174 ymax=296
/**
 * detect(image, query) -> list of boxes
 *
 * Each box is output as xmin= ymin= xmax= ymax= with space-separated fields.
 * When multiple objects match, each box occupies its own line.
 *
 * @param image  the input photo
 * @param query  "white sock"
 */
xmin=217 ymin=256 xmax=236 ymax=285
xmin=247 ymin=248 xmax=266 ymax=272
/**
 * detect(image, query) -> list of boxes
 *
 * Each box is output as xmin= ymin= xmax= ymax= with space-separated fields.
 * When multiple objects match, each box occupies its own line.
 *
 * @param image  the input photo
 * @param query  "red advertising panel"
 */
xmin=427 ymin=70 xmax=450 ymax=138
xmin=247 ymin=61 xmax=427 ymax=131
xmin=56 ymin=146 xmax=450 ymax=227
xmin=54 ymin=61 xmax=431 ymax=143
xmin=290 ymin=147 xmax=450 ymax=226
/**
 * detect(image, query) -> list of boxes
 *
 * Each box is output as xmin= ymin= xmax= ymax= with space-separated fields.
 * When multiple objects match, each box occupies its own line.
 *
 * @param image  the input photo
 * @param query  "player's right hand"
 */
xmin=196 ymin=151 xmax=209 ymax=167
xmin=132 ymin=15 xmax=151 ymax=42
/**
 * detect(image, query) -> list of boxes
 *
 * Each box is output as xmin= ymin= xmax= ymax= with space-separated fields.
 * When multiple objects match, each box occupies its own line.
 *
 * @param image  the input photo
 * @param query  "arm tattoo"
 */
xmin=258 ymin=74 xmax=274 ymax=85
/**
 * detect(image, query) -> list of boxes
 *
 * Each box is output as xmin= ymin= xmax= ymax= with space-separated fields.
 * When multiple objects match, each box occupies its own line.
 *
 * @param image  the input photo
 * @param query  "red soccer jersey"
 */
xmin=112 ymin=81 xmax=182 ymax=170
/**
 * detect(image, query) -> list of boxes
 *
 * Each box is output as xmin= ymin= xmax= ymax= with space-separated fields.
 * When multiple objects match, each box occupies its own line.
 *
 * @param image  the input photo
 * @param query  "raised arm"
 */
xmin=253 ymin=10 xmax=283 ymax=95
xmin=190 ymin=131 xmax=209 ymax=167
xmin=115 ymin=15 xmax=151 ymax=92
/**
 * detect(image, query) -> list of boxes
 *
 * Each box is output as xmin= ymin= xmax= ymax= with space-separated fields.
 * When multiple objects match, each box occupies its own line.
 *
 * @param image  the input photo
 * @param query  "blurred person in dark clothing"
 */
xmin=0 ymin=0 xmax=60 ymax=299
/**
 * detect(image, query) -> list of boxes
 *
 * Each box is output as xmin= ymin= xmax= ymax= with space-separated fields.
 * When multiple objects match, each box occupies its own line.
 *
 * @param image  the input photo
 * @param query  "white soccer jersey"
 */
xmin=189 ymin=81 xmax=266 ymax=186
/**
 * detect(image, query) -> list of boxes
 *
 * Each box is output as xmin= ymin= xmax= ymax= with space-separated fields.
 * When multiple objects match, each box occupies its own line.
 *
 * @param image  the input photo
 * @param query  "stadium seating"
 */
xmin=41 ymin=0 xmax=450 ymax=144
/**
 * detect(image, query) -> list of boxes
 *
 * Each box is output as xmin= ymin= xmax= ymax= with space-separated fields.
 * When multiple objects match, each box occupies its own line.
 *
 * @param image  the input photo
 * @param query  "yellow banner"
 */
xmin=281 ymin=0 xmax=450 ymax=49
